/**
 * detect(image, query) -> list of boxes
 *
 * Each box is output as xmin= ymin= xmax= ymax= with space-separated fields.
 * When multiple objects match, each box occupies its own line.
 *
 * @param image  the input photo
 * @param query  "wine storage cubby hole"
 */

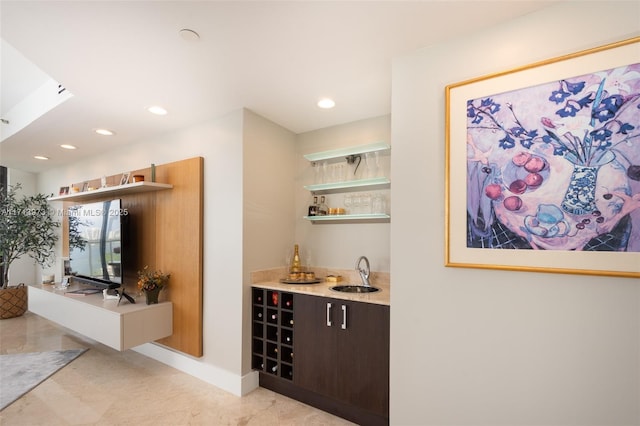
xmin=252 ymin=288 xmax=294 ymax=381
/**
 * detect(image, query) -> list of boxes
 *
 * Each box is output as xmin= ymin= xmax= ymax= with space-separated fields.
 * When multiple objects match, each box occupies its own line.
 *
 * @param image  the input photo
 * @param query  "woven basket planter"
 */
xmin=0 ymin=284 xmax=28 ymax=319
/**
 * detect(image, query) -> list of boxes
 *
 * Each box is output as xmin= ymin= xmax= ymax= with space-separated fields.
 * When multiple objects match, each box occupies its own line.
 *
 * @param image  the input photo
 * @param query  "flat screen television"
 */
xmin=68 ymin=199 xmax=125 ymax=289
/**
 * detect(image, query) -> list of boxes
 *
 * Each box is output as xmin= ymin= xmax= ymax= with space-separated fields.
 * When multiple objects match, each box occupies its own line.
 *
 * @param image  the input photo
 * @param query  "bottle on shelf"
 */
xmin=290 ymin=244 xmax=302 ymax=273
xmin=308 ymin=196 xmax=318 ymax=216
xmin=318 ymin=196 xmax=328 ymax=216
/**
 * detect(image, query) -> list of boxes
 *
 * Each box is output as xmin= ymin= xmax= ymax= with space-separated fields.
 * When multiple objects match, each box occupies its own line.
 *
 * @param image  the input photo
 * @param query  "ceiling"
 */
xmin=0 ymin=1 xmax=560 ymax=173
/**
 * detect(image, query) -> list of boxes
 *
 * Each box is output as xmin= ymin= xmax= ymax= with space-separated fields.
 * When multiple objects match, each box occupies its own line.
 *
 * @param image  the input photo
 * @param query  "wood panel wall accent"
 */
xmin=62 ymin=157 xmax=204 ymax=357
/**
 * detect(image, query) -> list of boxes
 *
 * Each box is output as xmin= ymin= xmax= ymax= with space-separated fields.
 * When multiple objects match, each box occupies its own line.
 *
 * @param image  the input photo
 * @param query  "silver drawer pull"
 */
xmin=341 ymin=305 xmax=347 ymax=330
xmin=326 ymin=302 xmax=332 ymax=327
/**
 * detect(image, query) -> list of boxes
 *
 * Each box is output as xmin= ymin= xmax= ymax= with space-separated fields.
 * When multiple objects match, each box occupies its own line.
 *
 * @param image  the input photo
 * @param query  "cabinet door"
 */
xmin=294 ymin=294 xmax=390 ymax=417
xmin=336 ymin=301 xmax=390 ymax=417
xmin=293 ymin=294 xmax=338 ymax=396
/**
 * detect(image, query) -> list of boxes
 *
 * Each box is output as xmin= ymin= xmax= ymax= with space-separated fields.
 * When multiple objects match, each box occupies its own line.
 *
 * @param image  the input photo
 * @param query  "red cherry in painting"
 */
xmin=524 ymin=172 xmax=543 ymax=187
xmin=509 ymin=179 xmax=527 ymax=195
xmin=512 ymin=152 xmax=531 ymax=166
xmin=485 ymin=184 xmax=503 ymax=200
xmin=524 ymin=156 xmax=546 ymax=173
xmin=503 ymin=196 xmax=523 ymax=211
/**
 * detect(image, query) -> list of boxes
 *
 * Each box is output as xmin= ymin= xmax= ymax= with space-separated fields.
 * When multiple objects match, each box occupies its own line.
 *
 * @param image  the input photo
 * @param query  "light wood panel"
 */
xmin=61 ymin=157 xmax=204 ymax=357
xmin=153 ymin=157 xmax=204 ymax=356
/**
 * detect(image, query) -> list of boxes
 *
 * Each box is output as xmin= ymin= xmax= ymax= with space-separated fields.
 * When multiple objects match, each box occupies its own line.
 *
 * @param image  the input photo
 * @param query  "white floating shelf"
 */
xmin=304 ymin=213 xmax=390 ymax=222
xmin=48 ymin=181 xmax=173 ymax=202
xmin=303 ymin=142 xmax=390 ymax=163
xmin=304 ymin=177 xmax=391 ymax=194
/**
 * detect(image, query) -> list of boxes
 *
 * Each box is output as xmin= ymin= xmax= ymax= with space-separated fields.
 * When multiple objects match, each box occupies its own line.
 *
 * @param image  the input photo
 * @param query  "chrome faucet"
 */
xmin=355 ymin=256 xmax=371 ymax=287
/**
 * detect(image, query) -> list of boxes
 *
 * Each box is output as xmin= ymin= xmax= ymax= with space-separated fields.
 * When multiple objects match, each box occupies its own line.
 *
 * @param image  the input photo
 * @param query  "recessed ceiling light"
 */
xmin=147 ymin=106 xmax=168 ymax=115
xmin=60 ymin=144 xmax=77 ymax=150
xmin=95 ymin=128 xmax=115 ymax=136
xmin=34 ymin=155 xmax=49 ymax=160
xmin=317 ymin=98 xmax=336 ymax=109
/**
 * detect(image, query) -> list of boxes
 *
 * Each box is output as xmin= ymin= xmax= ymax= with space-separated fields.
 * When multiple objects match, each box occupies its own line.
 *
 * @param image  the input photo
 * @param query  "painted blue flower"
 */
xmin=499 ymin=134 xmax=515 ymax=149
xmin=575 ymin=94 xmax=593 ymax=108
xmin=593 ymin=95 xmax=624 ymax=122
xmin=556 ymin=102 xmax=581 ymax=118
xmin=520 ymin=138 xmax=534 ymax=149
xmin=481 ymin=98 xmax=500 ymax=113
xmin=466 ymin=101 xmax=475 ymax=118
xmin=549 ymin=89 xmax=570 ymax=104
xmin=565 ymin=80 xmax=586 ymax=94
xmin=618 ymin=122 xmax=635 ymax=135
xmin=590 ymin=127 xmax=612 ymax=142
xmin=510 ymin=126 xmax=526 ymax=137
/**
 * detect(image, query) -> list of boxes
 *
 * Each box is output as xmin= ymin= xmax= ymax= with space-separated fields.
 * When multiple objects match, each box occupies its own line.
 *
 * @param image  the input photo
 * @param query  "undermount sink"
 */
xmin=330 ymin=285 xmax=380 ymax=293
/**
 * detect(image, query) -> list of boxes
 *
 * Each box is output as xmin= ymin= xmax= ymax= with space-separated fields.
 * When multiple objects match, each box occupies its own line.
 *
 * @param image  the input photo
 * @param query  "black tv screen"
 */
xmin=68 ymin=199 xmax=124 ymax=289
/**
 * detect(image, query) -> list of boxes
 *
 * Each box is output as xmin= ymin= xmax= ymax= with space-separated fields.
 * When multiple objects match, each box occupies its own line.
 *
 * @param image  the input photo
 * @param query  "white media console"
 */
xmin=28 ymin=284 xmax=173 ymax=351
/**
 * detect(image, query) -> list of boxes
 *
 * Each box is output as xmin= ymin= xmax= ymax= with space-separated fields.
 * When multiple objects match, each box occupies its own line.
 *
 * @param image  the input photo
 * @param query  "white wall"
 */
xmin=391 ymin=2 xmax=640 ymax=425
xmin=242 ymin=109 xmax=296 ymax=374
xmin=295 ymin=114 xmax=391 ymax=272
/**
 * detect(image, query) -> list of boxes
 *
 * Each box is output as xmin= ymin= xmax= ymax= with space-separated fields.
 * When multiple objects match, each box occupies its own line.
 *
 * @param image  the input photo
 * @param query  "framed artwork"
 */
xmin=120 ymin=172 xmax=130 ymax=186
xmin=81 ymin=182 xmax=89 ymax=192
xmin=59 ymin=186 xmax=69 ymax=195
xmin=445 ymin=37 xmax=640 ymax=278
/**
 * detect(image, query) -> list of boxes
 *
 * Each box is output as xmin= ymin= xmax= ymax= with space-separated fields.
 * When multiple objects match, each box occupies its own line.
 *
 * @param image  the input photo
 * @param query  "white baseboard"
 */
xmin=133 ymin=343 xmax=259 ymax=396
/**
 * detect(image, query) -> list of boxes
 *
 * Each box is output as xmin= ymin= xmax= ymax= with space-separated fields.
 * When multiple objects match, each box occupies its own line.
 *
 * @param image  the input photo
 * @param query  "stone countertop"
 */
xmin=252 ymin=280 xmax=390 ymax=306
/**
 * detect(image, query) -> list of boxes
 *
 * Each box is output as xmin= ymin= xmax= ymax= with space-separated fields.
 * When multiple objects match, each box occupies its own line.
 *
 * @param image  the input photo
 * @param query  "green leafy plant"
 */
xmin=0 ymin=184 xmax=59 ymax=288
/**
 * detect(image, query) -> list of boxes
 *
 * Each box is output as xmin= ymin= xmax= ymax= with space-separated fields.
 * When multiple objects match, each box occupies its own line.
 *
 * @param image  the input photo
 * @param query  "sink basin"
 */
xmin=330 ymin=285 xmax=380 ymax=293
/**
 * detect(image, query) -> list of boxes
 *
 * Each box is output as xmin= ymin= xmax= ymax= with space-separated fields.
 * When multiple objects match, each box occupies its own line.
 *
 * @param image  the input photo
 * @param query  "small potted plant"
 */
xmin=137 ymin=266 xmax=170 ymax=305
xmin=0 ymin=184 xmax=59 ymax=319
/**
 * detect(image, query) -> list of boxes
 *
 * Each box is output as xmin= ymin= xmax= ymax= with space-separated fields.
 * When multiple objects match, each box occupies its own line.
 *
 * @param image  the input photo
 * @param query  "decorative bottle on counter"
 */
xmin=308 ymin=196 xmax=318 ymax=216
xmin=318 ymin=196 xmax=328 ymax=216
xmin=290 ymin=244 xmax=302 ymax=273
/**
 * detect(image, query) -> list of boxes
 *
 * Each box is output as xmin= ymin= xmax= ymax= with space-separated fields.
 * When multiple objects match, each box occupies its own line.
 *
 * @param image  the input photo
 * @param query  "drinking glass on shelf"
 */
xmin=314 ymin=163 xmax=322 ymax=184
xmin=336 ymin=163 xmax=346 ymax=183
xmin=343 ymin=194 xmax=352 ymax=214
xmin=351 ymin=193 xmax=361 ymax=215
xmin=372 ymin=193 xmax=386 ymax=214
xmin=364 ymin=153 xmax=377 ymax=179
xmin=361 ymin=192 xmax=372 ymax=214
xmin=321 ymin=161 xmax=329 ymax=184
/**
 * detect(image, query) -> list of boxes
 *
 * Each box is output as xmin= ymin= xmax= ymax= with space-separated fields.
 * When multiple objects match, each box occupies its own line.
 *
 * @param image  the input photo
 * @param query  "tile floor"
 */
xmin=0 ymin=312 xmax=355 ymax=425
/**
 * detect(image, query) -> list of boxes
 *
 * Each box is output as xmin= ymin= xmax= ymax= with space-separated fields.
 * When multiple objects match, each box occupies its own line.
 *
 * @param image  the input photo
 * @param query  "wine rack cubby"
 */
xmin=252 ymin=288 xmax=294 ymax=381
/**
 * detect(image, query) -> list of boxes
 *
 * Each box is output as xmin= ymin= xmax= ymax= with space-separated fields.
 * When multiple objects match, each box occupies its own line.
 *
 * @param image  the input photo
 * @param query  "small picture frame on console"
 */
xmin=120 ymin=172 xmax=130 ymax=185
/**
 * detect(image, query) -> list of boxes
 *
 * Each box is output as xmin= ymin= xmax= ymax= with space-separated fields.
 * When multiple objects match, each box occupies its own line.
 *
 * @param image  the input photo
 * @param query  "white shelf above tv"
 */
xmin=48 ymin=181 xmax=173 ymax=202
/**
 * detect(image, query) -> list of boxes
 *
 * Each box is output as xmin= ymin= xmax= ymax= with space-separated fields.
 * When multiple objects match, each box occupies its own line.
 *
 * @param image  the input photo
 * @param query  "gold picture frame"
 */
xmin=445 ymin=37 xmax=640 ymax=278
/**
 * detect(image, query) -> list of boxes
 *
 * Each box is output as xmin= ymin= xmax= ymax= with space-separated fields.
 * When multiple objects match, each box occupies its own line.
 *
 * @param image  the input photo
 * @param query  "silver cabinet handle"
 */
xmin=341 ymin=305 xmax=347 ymax=329
xmin=326 ymin=302 xmax=332 ymax=327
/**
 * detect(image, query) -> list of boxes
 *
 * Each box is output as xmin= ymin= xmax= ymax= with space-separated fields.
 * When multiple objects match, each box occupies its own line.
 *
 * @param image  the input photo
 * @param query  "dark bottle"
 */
xmin=308 ymin=196 xmax=318 ymax=216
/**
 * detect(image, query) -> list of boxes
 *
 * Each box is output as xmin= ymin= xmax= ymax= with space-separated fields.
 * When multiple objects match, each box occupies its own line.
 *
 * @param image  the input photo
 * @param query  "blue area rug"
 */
xmin=0 ymin=349 xmax=87 ymax=410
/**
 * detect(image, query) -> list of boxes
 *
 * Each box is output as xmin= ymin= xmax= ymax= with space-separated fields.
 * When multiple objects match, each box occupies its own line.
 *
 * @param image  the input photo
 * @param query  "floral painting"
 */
xmin=466 ymin=63 xmax=640 ymax=253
